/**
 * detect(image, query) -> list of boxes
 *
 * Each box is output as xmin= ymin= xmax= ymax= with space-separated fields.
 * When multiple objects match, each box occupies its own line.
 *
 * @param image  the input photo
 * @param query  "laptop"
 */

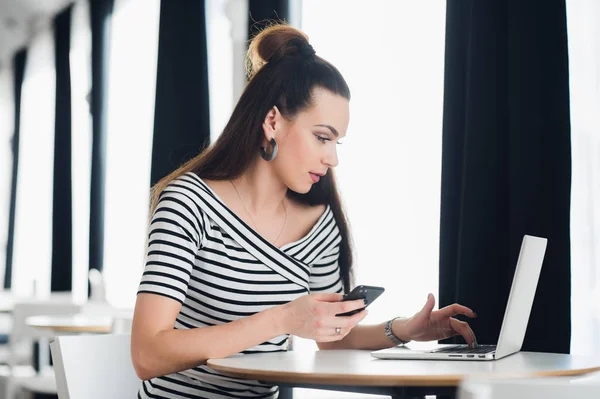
xmin=371 ymin=234 xmax=547 ymax=361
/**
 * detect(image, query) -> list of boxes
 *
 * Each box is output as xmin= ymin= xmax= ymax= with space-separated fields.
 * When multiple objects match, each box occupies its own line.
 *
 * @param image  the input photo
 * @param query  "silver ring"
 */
xmin=334 ymin=327 xmax=342 ymax=336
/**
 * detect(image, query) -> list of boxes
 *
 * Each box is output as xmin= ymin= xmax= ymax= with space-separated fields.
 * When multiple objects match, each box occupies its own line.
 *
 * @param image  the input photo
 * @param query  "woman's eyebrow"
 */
xmin=314 ymin=124 xmax=339 ymax=137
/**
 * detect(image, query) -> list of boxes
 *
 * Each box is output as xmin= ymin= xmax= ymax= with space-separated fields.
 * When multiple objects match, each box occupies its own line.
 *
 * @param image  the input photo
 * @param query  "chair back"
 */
xmin=50 ymin=333 xmax=140 ymax=399
xmin=9 ymin=300 xmax=81 ymax=367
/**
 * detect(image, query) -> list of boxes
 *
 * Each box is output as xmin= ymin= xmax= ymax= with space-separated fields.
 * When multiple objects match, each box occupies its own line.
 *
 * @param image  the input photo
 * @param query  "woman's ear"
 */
xmin=262 ymin=106 xmax=281 ymax=141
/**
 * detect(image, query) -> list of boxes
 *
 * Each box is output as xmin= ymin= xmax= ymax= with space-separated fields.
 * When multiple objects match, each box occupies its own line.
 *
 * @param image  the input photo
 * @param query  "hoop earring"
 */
xmin=260 ymin=138 xmax=278 ymax=161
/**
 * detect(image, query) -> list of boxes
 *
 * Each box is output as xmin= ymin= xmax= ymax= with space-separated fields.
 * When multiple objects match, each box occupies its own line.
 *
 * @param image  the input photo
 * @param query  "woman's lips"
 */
xmin=309 ymin=173 xmax=320 ymax=183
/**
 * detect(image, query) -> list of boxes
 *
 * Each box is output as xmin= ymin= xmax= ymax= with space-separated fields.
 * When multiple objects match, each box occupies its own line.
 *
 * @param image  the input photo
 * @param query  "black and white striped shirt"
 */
xmin=137 ymin=172 xmax=343 ymax=399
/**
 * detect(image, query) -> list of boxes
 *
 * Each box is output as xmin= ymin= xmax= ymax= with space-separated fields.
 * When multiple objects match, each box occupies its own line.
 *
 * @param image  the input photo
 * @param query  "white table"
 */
xmin=26 ymin=314 xmax=113 ymax=334
xmin=207 ymin=350 xmax=600 ymax=398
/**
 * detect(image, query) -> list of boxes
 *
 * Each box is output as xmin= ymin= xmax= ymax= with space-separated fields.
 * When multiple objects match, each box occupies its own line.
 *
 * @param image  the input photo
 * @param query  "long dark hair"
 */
xmin=150 ymin=24 xmax=354 ymax=293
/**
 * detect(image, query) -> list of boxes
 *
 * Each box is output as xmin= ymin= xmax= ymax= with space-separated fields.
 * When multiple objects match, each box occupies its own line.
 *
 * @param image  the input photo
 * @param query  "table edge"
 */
xmin=206 ymin=362 xmax=600 ymax=387
xmin=28 ymin=324 xmax=112 ymax=333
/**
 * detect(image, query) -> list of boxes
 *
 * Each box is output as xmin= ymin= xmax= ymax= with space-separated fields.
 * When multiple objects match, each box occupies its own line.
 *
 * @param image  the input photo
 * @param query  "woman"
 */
xmin=131 ymin=24 xmax=478 ymax=399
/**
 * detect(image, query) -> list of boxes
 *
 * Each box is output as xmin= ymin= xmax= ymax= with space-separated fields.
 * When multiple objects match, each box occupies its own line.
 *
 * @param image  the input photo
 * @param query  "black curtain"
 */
xmin=51 ymin=5 xmax=74 ymax=292
xmin=4 ymin=50 xmax=27 ymax=290
xmin=150 ymin=0 xmax=211 ymax=187
xmin=89 ymin=0 xmax=114 ymax=275
xmin=248 ymin=0 xmax=290 ymax=38
xmin=439 ymin=0 xmax=571 ymax=353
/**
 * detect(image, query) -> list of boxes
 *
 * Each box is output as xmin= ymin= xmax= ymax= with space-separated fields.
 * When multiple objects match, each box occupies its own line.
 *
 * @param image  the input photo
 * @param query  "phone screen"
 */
xmin=336 ymin=285 xmax=385 ymax=317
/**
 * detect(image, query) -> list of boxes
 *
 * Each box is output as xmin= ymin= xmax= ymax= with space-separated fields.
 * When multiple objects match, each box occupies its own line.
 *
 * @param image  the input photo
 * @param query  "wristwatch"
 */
xmin=385 ymin=317 xmax=410 ymax=346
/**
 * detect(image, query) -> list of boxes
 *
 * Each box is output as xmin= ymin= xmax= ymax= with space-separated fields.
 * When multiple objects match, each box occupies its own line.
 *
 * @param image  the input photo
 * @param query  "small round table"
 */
xmin=26 ymin=314 xmax=113 ymax=334
xmin=207 ymin=349 xmax=600 ymax=398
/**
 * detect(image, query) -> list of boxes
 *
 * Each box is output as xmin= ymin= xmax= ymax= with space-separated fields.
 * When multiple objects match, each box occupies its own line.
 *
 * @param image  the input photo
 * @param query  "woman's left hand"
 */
xmin=395 ymin=293 xmax=478 ymax=347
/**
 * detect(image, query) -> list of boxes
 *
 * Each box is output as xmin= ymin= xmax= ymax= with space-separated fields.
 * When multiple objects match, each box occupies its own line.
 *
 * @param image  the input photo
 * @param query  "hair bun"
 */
xmin=246 ymin=23 xmax=314 ymax=80
xmin=298 ymin=44 xmax=316 ymax=58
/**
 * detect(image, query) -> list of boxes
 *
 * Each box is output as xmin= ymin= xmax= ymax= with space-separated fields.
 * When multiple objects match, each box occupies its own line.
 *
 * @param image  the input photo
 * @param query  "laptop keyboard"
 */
xmin=430 ymin=345 xmax=496 ymax=354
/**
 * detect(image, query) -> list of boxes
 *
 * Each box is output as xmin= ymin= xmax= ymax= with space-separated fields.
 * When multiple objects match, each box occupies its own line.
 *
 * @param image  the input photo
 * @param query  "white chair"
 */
xmin=50 ymin=333 xmax=140 ymax=399
xmin=0 ymin=291 xmax=76 ymax=366
xmin=1 ymin=300 xmax=81 ymax=399
xmin=0 ymin=312 xmax=14 ymax=363
xmin=0 ymin=291 xmax=21 ymax=365
xmin=458 ymin=371 xmax=600 ymax=399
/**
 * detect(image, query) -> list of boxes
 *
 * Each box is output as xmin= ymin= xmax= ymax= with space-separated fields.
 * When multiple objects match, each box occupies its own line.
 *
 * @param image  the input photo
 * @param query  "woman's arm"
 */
xmin=131 ymin=293 xmax=287 ymax=380
xmin=131 ymin=292 xmax=366 ymax=380
xmin=316 ymin=319 xmax=410 ymax=351
xmin=318 ymin=294 xmax=478 ymax=350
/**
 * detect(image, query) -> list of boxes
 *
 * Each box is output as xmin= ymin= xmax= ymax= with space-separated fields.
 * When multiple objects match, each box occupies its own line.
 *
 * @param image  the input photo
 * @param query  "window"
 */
xmin=103 ymin=0 xmax=160 ymax=308
xmin=295 ymin=1 xmax=447 ymax=396
xmin=566 ymin=0 xmax=600 ymax=358
xmin=206 ymin=0 xmax=236 ymax=141
xmin=300 ymin=0 xmax=446 ymax=333
xmin=12 ymin=27 xmax=56 ymax=298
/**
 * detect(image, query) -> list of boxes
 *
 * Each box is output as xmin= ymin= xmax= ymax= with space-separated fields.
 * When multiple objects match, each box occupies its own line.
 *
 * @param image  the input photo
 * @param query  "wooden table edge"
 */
xmin=206 ymin=362 xmax=600 ymax=387
xmin=29 ymin=324 xmax=112 ymax=334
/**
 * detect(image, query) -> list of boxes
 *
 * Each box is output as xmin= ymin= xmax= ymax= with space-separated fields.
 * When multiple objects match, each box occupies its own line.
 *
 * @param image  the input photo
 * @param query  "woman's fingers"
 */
xmin=449 ymin=318 xmax=477 ymax=347
xmin=320 ymin=309 xmax=367 ymax=329
xmin=432 ymin=303 xmax=477 ymax=321
xmin=315 ymin=326 xmax=350 ymax=342
xmin=329 ymin=299 xmax=366 ymax=317
xmin=314 ymin=309 xmax=367 ymax=342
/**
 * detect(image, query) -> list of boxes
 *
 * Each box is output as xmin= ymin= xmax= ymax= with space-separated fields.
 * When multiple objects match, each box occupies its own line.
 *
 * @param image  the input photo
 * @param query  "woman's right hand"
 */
xmin=281 ymin=293 xmax=367 ymax=342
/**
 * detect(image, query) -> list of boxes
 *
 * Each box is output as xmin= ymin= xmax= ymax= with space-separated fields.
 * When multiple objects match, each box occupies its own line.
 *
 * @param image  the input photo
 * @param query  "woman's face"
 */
xmin=266 ymin=88 xmax=350 ymax=194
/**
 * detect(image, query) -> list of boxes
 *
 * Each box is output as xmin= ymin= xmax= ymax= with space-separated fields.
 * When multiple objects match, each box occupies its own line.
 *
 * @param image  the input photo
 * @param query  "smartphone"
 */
xmin=336 ymin=285 xmax=385 ymax=317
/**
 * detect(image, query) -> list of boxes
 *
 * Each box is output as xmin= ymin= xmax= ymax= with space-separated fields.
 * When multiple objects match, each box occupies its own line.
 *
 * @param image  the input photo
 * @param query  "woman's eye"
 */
xmin=316 ymin=135 xmax=330 ymax=143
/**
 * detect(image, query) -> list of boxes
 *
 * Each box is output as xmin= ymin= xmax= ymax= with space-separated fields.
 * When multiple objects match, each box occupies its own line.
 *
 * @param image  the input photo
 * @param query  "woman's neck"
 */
xmin=230 ymin=158 xmax=288 ymax=217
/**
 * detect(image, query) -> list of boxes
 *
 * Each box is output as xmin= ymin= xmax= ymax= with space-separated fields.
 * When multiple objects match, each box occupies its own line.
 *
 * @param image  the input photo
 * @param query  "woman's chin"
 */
xmin=287 ymin=182 xmax=312 ymax=195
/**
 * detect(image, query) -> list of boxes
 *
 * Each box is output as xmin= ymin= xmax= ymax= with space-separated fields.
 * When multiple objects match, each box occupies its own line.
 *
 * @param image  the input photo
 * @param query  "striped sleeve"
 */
xmin=309 ymin=234 xmax=343 ymax=294
xmin=138 ymin=184 xmax=205 ymax=304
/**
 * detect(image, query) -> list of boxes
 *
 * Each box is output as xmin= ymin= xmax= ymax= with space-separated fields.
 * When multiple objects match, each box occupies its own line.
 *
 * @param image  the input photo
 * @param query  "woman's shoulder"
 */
xmin=156 ymin=172 xmax=209 ymax=218
xmin=163 ymin=172 xmax=220 ymax=203
xmin=164 ymin=171 xmax=203 ymax=192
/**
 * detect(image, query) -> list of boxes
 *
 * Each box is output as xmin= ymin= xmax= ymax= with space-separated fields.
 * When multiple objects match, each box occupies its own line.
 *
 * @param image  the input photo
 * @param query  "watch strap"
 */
xmin=385 ymin=317 xmax=410 ymax=346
